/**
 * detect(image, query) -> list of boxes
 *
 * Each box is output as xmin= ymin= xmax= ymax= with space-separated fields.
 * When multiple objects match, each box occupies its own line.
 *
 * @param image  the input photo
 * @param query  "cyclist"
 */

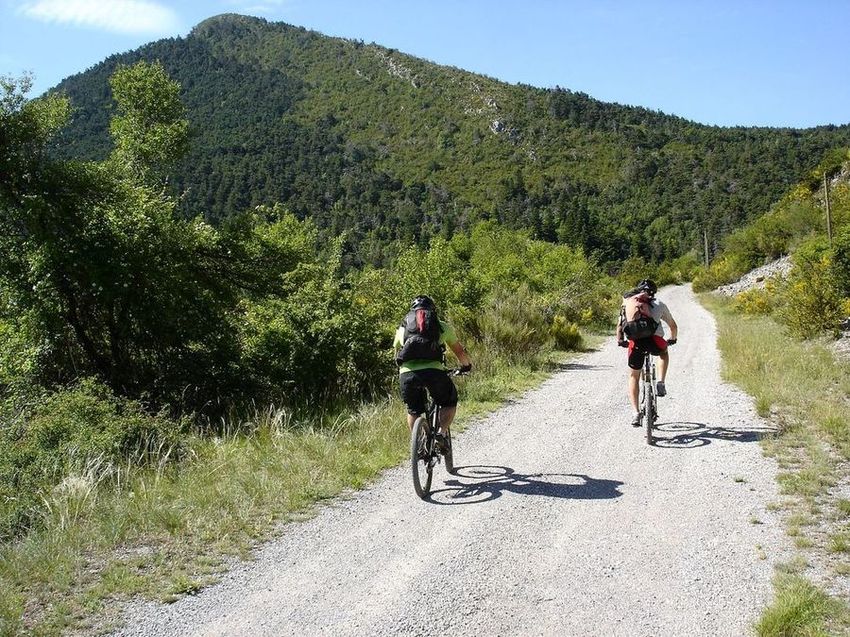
xmin=394 ymin=296 xmax=472 ymax=446
xmin=616 ymin=279 xmax=678 ymax=426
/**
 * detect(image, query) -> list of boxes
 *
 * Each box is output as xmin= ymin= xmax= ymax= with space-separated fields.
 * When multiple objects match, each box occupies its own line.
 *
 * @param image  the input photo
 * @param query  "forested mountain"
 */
xmin=52 ymin=13 xmax=850 ymax=265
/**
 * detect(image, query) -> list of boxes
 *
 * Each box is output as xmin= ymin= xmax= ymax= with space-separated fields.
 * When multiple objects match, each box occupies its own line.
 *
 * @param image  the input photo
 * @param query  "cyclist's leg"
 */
xmin=627 ymin=341 xmax=644 ymax=413
xmin=421 ymin=369 xmax=458 ymax=434
xmin=651 ymin=336 xmax=670 ymax=382
xmin=628 ymin=369 xmax=640 ymax=411
xmin=399 ymin=371 xmax=427 ymax=431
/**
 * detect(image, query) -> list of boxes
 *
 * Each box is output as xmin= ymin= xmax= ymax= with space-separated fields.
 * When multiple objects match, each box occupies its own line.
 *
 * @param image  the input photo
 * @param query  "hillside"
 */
xmin=52 ymin=13 xmax=850 ymax=265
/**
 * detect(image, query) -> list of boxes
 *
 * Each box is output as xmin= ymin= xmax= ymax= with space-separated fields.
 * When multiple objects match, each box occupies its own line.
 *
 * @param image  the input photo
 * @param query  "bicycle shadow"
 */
xmin=551 ymin=361 xmax=612 ymax=372
xmin=651 ymin=421 xmax=776 ymax=449
xmin=426 ymin=465 xmax=624 ymax=506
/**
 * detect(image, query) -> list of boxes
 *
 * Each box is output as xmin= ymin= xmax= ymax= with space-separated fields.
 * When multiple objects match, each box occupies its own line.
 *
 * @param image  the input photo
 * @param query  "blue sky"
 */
xmin=2 ymin=0 xmax=849 ymax=128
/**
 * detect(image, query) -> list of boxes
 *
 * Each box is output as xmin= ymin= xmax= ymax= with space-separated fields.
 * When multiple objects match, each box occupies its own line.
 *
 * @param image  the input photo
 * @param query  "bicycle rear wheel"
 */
xmin=411 ymin=416 xmax=433 ymax=498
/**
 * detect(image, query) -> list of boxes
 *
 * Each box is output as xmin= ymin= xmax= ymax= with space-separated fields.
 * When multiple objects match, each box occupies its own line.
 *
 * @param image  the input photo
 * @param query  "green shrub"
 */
xmin=654 ymin=252 xmax=702 ymax=286
xmin=777 ymin=240 xmax=844 ymax=338
xmin=832 ymin=225 xmax=850 ymax=298
xmin=550 ymin=315 xmax=583 ymax=351
xmin=239 ymin=274 xmax=392 ymax=403
xmin=692 ymin=253 xmax=751 ymax=292
xmin=0 ymin=378 xmax=182 ymax=538
xmin=478 ymin=287 xmax=551 ymax=362
xmin=732 ymin=284 xmax=776 ymax=316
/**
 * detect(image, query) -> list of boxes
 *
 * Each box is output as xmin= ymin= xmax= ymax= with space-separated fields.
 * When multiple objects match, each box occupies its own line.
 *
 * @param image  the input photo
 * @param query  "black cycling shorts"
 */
xmin=399 ymin=369 xmax=458 ymax=416
xmin=627 ymin=335 xmax=668 ymax=370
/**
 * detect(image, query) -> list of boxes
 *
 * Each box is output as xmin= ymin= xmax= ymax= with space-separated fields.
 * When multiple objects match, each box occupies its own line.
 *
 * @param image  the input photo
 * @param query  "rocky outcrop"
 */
xmin=715 ymin=256 xmax=793 ymax=296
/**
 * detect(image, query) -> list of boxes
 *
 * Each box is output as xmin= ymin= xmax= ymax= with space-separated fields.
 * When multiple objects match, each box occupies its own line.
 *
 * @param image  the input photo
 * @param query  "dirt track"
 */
xmin=115 ymin=285 xmax=786 ymax=637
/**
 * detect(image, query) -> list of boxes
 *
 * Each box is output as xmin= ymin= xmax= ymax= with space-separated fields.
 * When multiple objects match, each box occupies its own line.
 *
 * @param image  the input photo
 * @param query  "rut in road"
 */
xmin=114 ymin=285 xmax=787 ymax=637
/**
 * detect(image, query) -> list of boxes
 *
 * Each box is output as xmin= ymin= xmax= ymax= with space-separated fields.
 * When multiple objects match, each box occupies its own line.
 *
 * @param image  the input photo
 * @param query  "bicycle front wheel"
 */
xmin=411 ymin=416 xmax=433 ymax=498
xmin=644 ymin=381 xmax=655 ymax=445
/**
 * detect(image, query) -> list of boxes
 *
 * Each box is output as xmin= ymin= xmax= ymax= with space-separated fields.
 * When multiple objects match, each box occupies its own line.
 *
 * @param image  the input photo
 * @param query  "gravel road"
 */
xmin=114 ymin=285 xmax=787 ymax=637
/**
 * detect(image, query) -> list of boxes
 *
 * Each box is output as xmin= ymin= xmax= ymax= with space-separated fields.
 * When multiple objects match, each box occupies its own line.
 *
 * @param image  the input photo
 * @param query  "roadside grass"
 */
xmin=756 ymin=574 xmax=847 ymax=637
xmin=701 ymin=295 xmax=850 ymax=635
xmin=0 ymin=342 xmax=592 ymax=636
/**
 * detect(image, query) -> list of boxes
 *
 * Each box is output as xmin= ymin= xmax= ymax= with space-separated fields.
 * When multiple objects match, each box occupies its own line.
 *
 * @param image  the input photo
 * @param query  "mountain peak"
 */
xmin=190 ymin=13 xmax=269 ymax=37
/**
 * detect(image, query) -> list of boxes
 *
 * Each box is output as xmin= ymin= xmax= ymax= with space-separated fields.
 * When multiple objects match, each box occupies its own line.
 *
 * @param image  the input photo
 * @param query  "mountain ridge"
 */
xmin=51 ymin=13 xmax=850 ymax=265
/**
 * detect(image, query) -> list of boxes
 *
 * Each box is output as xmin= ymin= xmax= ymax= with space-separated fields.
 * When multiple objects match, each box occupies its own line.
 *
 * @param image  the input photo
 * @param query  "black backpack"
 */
xmin=622 ymin=291 xmax=659 ymax=340
xmin=396 ymin=307 xmax=444 ymax=365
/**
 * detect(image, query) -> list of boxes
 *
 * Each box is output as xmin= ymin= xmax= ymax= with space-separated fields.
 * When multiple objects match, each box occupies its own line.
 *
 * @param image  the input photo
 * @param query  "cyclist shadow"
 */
xmin=652 ymin=421 xmax=776 ymax=448
xmin=426 ymin=465 xmax=624 ymax=506
xmin=551 ymin=361 xmax=611 ymax=372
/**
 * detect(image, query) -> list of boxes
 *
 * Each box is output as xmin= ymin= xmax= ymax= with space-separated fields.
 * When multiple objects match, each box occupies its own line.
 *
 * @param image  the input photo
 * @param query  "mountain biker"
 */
xmin=394 ymin=296 xmax=472 ymax=447
xmin=616 ymin=279 xmax=678 ymax=427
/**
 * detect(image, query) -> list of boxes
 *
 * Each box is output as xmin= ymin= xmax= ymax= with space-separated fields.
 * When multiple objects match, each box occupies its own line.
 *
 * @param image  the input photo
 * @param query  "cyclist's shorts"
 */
xmin=399 ymin=369 xmax=458 ymax=416
xmin=627 ymin=335 xmax=668 ymax=370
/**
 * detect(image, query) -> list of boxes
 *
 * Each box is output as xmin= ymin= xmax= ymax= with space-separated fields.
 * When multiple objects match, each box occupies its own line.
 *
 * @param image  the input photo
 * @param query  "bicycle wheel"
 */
xmin=443 ymin=427 xmax=454 ymax=474
xmin=411 ymin=416 xmax=433 ymax=498
xmin=644 ymin=374 xmax=655 ymax=445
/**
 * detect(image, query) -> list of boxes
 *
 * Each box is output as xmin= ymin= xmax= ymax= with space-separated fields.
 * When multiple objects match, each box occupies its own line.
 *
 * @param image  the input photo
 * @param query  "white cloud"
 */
xmin=223 ymin=0 xmax=295 ymax=16
xmin=18 ymin=0 xmax=180 ymax=35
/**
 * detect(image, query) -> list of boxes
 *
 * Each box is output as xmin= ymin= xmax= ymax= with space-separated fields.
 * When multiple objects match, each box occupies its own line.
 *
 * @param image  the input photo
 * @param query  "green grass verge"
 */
xmin=756 ymin=574 xmax=847 ymax=637
xmin=0 ymin=344 xmax=593 ymax=636
xmin=700 ymin=294 xmax=850 ymax=636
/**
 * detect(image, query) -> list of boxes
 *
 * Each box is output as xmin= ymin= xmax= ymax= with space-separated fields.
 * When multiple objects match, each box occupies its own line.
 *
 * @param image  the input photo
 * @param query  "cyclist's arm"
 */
xmin=666 ymin=316 xmax=678 ymax=341
xmin=449 ymin=341 xmax=472 ymax=368
xmin=615 ymin=305 xmax=626 ymax=342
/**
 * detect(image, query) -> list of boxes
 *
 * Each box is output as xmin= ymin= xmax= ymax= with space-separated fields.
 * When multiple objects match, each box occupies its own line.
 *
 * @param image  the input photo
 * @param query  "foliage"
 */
xmin=108 ymin=62 xmax=188 ymax=180
xmin=478 ymin=287 xmax=552 ymax=363
xmin=777 ymin=240 xmax=844 ymax=338
xmin=832 ymin=224 xmax=850 ymax=298
xmin=653 ymin=252 xmax=702 ymax=286
xmin=238 ymin=245 xmax=393 ymax=402
xmin=0 ymin=378 xmax=181 ymax=538
xmin=550 ymin=316 xmax=583 ymax=351
xmin=732 ymin=284 xmax=776 ymax=316
xmin=691 ymin=253 xmax=752 ymax=292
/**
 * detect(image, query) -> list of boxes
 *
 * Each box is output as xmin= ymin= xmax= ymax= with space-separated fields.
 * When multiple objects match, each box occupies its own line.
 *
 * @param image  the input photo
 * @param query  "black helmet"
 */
xmin=637 ymin=279 xmax=657 ymax=295
xmin=411 ymin=295 xmax=436 ymax=311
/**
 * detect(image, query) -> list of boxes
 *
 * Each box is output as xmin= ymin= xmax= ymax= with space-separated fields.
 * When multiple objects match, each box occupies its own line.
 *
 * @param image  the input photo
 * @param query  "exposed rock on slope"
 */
xmin=715 ymin=256 xmax=793 ymax=296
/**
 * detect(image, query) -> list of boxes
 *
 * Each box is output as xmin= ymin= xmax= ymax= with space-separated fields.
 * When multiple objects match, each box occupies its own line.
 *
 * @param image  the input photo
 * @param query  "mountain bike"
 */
xmin=411 ymin=369 xmax=467 ymax=499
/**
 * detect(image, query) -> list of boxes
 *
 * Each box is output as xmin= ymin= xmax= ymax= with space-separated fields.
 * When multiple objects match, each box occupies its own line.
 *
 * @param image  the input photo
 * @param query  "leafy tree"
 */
xmin=108 ymin=61 xmax=188 ymax=180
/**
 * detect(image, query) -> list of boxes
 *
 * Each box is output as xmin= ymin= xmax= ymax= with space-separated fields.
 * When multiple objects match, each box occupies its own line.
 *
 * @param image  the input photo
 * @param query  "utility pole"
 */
xmin=703 ymin=228 xmax=710 ymax=267
xmin=824 ymin=172 xmax=833 ymax=248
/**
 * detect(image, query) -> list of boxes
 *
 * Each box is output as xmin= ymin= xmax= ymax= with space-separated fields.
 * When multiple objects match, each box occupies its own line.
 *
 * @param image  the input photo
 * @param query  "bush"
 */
xmin=239 ymin=274 xmax=393 ymax=404
xmin=732 ymin=282 xmax=777 ymax=316
xmin=692 ymin=254 xmax=752 ymax=292
xmin=550 ymin=315 xmax=583 ymax=351
xmin=0 ymin=378 xmax=182 ymax=538
xmin=832 ymin=225 xmax=850 ymax=298
xmin=777 ymin=241 xmax=844 ymax=338
xmin=478 ymin=287 xmax=551 ymax=362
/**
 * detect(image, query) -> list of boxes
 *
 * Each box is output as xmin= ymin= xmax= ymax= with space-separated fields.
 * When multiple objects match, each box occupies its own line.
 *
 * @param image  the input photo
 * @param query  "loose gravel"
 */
xmin=112 ymin=285 xmax=788 ymax=637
